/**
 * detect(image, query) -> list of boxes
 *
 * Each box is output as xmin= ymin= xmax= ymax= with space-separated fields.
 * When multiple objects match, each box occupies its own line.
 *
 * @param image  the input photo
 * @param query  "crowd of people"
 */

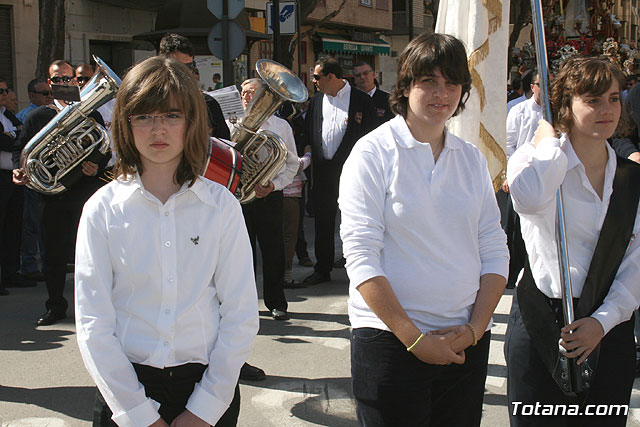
xmin=1 ymin=30 xmax=639 ymax=427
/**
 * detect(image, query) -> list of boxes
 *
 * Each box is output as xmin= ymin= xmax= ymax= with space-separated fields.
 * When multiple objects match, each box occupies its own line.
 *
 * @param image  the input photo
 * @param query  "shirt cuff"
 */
xmin=479 ymin=257 xmax=509 ymax=281
xmin=590 ymin=301 xmax=622 ymax=336
xmin=111 ymin=398 xmax=161 ymax=427
xmin=185 ymin=383 xmax=231 ymax=425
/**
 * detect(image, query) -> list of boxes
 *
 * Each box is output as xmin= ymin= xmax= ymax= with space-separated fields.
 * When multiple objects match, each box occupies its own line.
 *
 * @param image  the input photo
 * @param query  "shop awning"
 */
xmin=318 ymin=33 xmax=390 ymax=56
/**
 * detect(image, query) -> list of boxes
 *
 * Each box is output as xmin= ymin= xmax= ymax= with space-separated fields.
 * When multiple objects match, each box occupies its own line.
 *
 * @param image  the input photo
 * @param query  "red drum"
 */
xmin=204 ymin=137 xmax=242 ymax=193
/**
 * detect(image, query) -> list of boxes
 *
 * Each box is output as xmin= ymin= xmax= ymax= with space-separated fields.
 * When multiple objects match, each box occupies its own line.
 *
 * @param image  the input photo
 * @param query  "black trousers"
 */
xmin=504 ymin=194 xmax=526 ymax=287
xmin=351 ymin=328 xmax=491 ymax=427
xmin=93 ymin=363 xmax=240 ymax=426
xmin=242 ymin=190 xmax=287 ymax=312
xmin=311 ymin=174 xmax=340 ymax=275
xmin=0 ymin=169 xmax=23 ymax=286
xmin=505 ymin=294 xmax=635 ymax=427
xmin=42 ymin=180 xmax=99 ymax=314
xmin=295 ymin=183 xmax=309 ymax=261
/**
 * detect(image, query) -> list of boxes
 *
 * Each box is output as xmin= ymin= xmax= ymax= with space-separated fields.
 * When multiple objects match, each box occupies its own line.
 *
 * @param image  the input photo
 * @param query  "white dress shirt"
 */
xmin=506 ymin=96 xmax=542 ymax=158
xmin=75 ymin=174 xmax=259 ymax=427
xmin=507 ymin=135 xmax=640 ymax=335
xmin=260 ymin=114 xmax=299 ymax=190
xmin=507 ymin=93 xmax=527 ymax=115
xmin=321 ymin=80 xmax=351 ymax=159
xmin=339 ymin=115 xmax=509 ymax=333
xmin=0 ymin=106 xmax=17 ymax=170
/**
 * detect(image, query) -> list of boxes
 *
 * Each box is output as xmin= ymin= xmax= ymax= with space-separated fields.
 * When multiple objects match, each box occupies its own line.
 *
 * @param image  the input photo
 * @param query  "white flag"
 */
xmin=435 ymin=0 xmax=509 ymax=190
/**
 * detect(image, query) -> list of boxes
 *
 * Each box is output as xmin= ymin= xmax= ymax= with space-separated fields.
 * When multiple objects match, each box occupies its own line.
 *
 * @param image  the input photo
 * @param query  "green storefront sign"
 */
xmin=321 ymin=38 xmax=390 ymax=56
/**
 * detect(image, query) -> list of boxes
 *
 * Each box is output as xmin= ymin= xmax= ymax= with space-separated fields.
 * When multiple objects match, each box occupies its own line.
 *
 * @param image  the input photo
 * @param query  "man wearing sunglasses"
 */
xmin=0 ymin=77 xmax=24 ymax=296
xmin=17 ymin=78 xmax=53 ymax=123
xmin=12 ymin=59 xmax=108 ymax=326
xmin=75 ymin=63 xmax=94 ymax=89
xmin=158 ymin=33 xmax=230 ymax=141
xmin=302 ymin=57 xmax=377 ymax=286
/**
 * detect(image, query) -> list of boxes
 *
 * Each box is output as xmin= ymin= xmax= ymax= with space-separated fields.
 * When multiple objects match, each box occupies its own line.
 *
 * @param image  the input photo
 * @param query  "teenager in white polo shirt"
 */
xmin=339 ymin=33 xmax=508 ymax=426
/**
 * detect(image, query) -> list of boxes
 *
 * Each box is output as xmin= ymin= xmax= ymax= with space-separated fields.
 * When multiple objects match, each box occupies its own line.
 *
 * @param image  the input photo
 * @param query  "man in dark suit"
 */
xmin=13 ymin=60 xmax=108 ymax=325
xmin=0 ymin=77 xmax=24 ymax=295
xmin=353 ymin=61 xmax=394 ymax=124
xmin=303 ymin=57 xmax=377 ymax=285
xmin=158 ymin=33 xmax=230 ymax=140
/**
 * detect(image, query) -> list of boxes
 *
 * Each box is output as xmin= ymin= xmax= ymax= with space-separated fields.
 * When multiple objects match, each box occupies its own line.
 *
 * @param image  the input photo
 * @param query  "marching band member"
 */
xmin=506 ymin=56 xmax=640 ymax=426
xmin=74 ymin=56 xmax=258 ymax=426
xmin=339 ymin=32 xmax=508 ymax=426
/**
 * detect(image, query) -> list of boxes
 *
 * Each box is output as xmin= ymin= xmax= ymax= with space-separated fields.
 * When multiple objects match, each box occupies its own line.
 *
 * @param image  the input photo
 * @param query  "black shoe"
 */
xmin=22 ymin=271 xmax=45 ymax=282
xmin=0 ymin=287 xmax=8 ymax=296
xmin=298 ymin=257 xmax=314 ymax=267
xmin=36 ymin=310 xmax=66 ymax=326
xmin=271 ymin=309 xmax=289 ymax=320
xmin=283 ymin=280 xmax=305 ymax=289
xmin=333 ymin=257 xmax=346 ymax=268
xmin=240 ymin=363 xmax=266 ymax=381
xmin=303 ymin=271 xmax=331 ymax=285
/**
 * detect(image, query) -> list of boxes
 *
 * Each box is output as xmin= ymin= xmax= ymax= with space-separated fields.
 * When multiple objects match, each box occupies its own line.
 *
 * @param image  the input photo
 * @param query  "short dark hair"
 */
xmin=389 ymin=32 xmax=472 ymax=118
xmin=354 ymin=61 xmax=374 ymax=72
xmin=27 ymin=78 xmax=48 ymax=92
xmin=159 ymin=33 xmax=194 ymax=58
xmin=0 ymin=76 xmax=5 ymax=84
xmin=551 ymin=56 xmax=630 ymax=135
xmin=315 ymin=57 xmax=343 ymax=79
xmin=49 ymin=59 xmax=74 ymax=74
xmin=112 ymin=56 xmax=209 ymax=186
xmin=521 ymin=70 xmax=534 ymax=91
xmin=213 ymin=73 xmax=221 ymax=79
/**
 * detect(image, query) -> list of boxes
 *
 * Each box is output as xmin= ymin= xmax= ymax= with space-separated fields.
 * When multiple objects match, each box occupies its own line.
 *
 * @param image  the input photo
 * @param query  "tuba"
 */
xmin=21 ymin=56 xmax=120 ymax=194
xmin=220 ymin=59 xmax=308 ymax=204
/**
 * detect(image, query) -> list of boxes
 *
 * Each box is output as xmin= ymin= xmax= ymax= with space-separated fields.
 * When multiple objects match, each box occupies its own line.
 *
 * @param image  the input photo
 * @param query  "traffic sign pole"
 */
xmin=223 ymin=0 xmax=234 ymax=86
xmin=273 ymin=0 xmax=281 ymax=63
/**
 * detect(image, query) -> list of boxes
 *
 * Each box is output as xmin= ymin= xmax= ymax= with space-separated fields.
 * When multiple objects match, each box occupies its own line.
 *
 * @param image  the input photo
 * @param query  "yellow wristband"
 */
xmin=406 ymin=333 xmax=425 ymax=352
xmin=466 ymin=323 xmax=478 ymax=346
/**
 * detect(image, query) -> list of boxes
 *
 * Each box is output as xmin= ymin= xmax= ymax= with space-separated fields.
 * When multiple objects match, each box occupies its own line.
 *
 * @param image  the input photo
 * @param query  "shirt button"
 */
xmin=164 ymin=309 xmax=170 ymax=315
xmin=163 ymin=341 xmax=169 ymax=347
xmin=164 ymin=211 xmax=169 ymax=216
xmin=165 ymin=241 xmax=171 ymax=247
xmin=168 ymin=276 xmax=174 ymax=283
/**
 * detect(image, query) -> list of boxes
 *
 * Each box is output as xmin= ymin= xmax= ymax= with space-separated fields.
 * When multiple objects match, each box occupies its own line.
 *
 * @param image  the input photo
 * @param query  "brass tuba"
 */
xmin=231 ymin=59 xmax=308 ymax=203
xmin=21 ymin=56 xmax=120 ymax=194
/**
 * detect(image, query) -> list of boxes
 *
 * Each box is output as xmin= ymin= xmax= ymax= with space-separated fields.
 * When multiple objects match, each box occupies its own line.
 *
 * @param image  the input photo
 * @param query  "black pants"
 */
xmin=351 ymin=328 xmax=490 ymax=427
xmin=41 ymin=188 xmax=88 ymax=313
xmin=0 ymin=169 xmax=23 ymax=286
xmin=311 ymin=176 xmax=340 ymax=275
xmin=295 ymin=183 xmax=309 ymax=261
xmin=504 ymin=194 xmax=526 ymax=287
xmin=242 ymin=190 xmax=287 ymax=312
xmin=505 ymin=294 xmax=635 ymax=427
xmin=93 ymin=363 xmax=240 ymax=426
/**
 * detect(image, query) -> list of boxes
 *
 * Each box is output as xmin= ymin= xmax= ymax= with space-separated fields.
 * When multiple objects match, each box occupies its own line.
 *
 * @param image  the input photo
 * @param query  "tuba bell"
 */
xmin=229 ymin=59 xmax=308 ymax=203
xmin=21 ymin=56 xmax=120 ymax=194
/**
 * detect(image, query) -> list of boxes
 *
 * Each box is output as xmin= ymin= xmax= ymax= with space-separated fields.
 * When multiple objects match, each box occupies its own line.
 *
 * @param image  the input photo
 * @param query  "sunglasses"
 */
xmin=312 ymin=74 xmax=324 ymax=81
xmin=31 ymin=90 xmax=52 ymax=96
xmin=0 ymin=88 xmax=8 ymax=95
xmin=50 ymin=76 xmax=74 ymax=84
xmin=77 ymin=76 xmax=92 ymax=84
xmin=185 ymin=61 xmax=197 ymax=70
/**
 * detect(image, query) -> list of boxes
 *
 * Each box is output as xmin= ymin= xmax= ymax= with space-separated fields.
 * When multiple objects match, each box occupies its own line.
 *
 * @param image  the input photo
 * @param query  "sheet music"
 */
xmin=206 ymin=86 xmax=246 ymax=122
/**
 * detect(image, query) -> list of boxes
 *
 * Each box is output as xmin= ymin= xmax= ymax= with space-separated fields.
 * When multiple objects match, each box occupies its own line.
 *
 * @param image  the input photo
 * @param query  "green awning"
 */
xmin=319 ymin=34 xmax=390 ymax=56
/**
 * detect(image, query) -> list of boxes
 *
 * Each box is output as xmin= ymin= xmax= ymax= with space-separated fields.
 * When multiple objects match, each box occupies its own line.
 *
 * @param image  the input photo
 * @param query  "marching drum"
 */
xmin=204 ymin=137 xmax=242 ymax=193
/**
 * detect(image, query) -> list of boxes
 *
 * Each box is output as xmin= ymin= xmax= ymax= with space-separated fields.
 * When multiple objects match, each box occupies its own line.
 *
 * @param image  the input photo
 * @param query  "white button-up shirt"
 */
xmin=75 ymin=174 xmax=259 ymax=427
xmin=508 ymin=136 xmax=640 ymax=335
xmin=506 ymin=96 xmax=542 ymax=158
xmin=321 ymin=80 xmax=351 ymax=159
xmin=339 ymin=115 xmax=509 ymax=332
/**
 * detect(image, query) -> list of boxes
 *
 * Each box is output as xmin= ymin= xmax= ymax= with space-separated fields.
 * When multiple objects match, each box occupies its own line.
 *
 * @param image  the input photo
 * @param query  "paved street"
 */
xmin=2 ymin=217 xmax=640 ymax=426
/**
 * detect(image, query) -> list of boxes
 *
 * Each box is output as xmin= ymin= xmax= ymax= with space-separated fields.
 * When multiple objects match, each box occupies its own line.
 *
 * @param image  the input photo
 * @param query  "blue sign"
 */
xmin=266 ymin=1 xmax=296 ymax=35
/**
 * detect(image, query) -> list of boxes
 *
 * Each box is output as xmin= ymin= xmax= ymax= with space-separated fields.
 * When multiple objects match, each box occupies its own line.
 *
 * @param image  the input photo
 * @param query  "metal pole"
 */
xmin=222 ymin=0 xmax=234 ymax=86
xmin=273 ymin=0 xmax=281 ymax=62
xmin=530 ymin=0 xmax=583 ymax=395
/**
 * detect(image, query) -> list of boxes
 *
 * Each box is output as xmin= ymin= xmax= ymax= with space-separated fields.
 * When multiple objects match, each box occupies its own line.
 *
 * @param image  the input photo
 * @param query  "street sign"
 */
xmin=266 ymin=1 xmax=296 ymax=35
xmin=208 ymin=0 xmax=245 ymax=20
xmin=208 ymin=20 xmax=246 ymax=60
